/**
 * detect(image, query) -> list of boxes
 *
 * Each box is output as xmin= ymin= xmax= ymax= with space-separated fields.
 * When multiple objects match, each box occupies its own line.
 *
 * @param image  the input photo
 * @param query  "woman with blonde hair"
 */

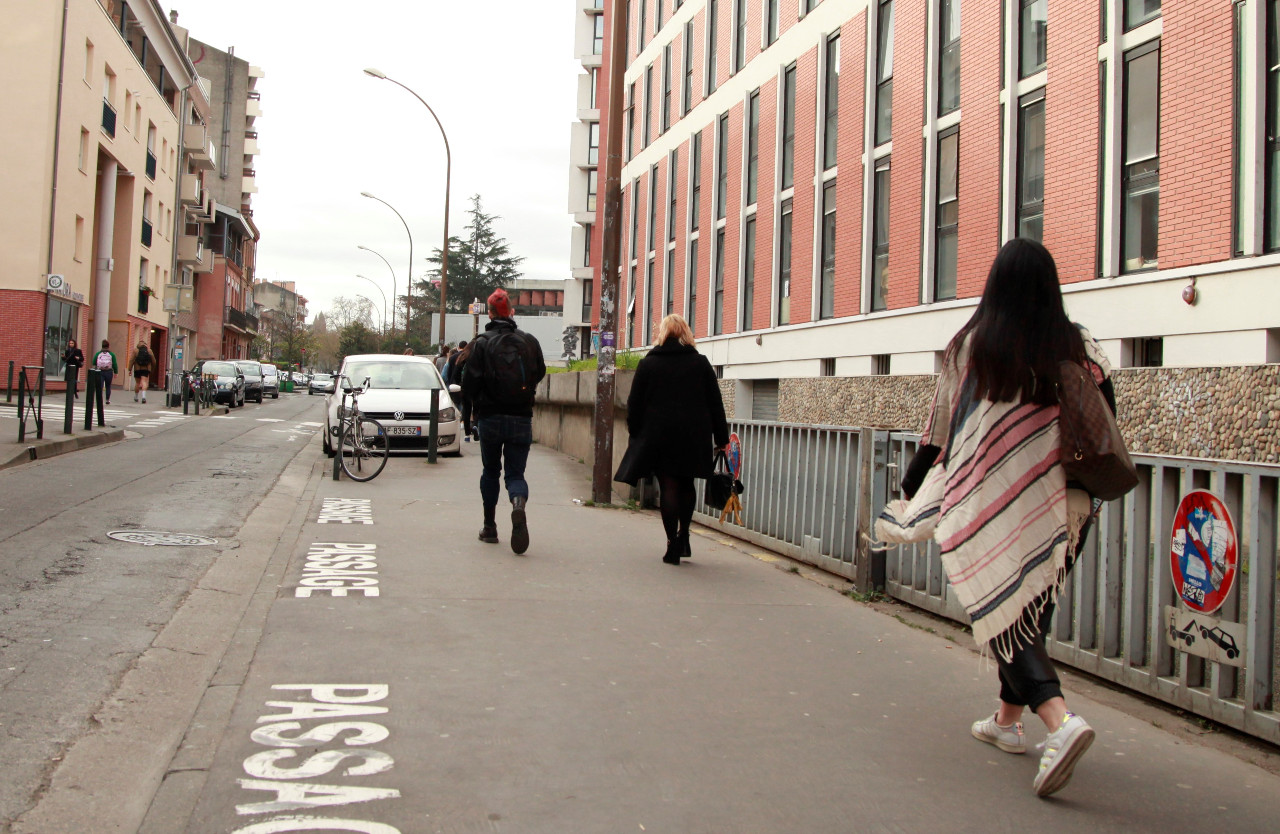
xmin=618 ymin=314 xmax=729 ymax=564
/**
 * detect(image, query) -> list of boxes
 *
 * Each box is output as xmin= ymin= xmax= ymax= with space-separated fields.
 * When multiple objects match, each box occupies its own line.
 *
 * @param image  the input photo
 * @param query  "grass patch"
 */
xmin=845 ymin=588 xmax=885 ymax=604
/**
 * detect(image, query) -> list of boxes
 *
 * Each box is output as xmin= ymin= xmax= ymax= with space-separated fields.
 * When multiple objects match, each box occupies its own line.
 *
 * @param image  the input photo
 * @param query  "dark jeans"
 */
xmin=477 ymin=414 xmax=532 ymax=510
xmin=100 ymin=371 xmax=114 ymax=401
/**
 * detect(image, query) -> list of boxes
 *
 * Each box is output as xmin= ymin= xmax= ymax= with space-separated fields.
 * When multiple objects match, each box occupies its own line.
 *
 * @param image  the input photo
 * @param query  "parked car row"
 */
xmin=187 ymin=359 xmax=288 ymax=407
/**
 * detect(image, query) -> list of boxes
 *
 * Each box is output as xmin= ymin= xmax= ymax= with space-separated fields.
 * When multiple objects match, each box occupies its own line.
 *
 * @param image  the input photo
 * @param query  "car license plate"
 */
xmin=384 ymin=426 xmax=421 ymax=436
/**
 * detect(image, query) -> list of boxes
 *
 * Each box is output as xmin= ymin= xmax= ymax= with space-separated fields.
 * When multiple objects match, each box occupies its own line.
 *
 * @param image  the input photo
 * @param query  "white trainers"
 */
xmin=1034 ymin=713 xmax=1094 ymax=797
xmin=971 ymin=713 xmax=1026 ymax=754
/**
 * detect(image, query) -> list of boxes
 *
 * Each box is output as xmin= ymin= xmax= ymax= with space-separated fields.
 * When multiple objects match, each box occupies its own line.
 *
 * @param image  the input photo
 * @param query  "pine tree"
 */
xmin=418 ymin=195 xmax=525 ymax=314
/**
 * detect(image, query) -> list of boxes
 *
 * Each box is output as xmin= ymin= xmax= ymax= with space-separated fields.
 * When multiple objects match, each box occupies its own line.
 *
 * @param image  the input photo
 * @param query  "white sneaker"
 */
xmin=1034 ymin=713 xmax=1095 ymax=797
xmin=971 ymin=713 xmax=1026 ymax=754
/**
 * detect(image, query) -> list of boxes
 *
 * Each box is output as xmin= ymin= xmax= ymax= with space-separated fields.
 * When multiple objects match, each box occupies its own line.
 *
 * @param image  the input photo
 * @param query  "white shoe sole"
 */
xmin=1034 ymin=724 xmax=1095 ymax=797
xmin=971 ymin=725 xmax=1026 ymax=754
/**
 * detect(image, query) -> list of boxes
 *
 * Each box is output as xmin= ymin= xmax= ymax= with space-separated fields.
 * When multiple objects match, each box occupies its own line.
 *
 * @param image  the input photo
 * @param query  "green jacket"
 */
xmin=92 ymin=350 xmax=118 ymax=373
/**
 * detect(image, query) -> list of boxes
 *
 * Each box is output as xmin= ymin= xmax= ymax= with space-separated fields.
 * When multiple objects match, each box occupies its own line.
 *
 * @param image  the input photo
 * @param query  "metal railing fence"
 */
xmin=695 ymin=420 xmax=1280 ymax=744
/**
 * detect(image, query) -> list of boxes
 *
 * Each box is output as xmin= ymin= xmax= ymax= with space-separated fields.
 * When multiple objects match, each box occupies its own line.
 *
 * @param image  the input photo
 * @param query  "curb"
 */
xmin=0 ymin=427 xmax=126 ymax=471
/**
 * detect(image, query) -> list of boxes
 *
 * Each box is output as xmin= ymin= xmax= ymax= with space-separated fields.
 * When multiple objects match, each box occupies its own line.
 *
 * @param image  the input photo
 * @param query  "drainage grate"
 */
xmin=107 ymin=530 xmax=219 ymax=547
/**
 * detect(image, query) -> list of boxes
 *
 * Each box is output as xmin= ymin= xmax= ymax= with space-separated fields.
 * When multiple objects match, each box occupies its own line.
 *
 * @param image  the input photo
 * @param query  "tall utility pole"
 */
xmin=591 ymin=0 xmax=629 ymax=504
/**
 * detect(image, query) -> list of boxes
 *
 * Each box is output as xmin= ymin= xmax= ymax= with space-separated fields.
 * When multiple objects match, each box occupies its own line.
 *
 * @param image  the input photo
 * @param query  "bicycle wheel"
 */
xmin=339 ymin=417 xmax=389 ymax=482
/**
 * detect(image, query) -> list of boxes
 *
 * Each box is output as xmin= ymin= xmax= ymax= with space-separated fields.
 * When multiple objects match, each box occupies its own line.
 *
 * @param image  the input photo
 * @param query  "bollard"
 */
xmin=6 ymin=360 xmax=12 ymax=404
xmin=332 ymin=426 xmax=342 ymax=481
xmin=84 ymin=369 xmax=97 ymax=430
xmin=17 ymin=369 xmax=28 ymax=442
xmin=182 ymin=371 xmax=190 ymax=415
xmin=427 ymin=388 xmax=440 ymax=465
xmin=94 ymin=369 xmax=104 ymax=427
xmin=63 ymin=364 xmax=75 ymax=435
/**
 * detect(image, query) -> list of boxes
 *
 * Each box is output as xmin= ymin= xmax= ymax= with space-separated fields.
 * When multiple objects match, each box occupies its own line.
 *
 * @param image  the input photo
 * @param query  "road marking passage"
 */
xmin=130 ymin=412 xmax=188 ymax=429
xmin=296 ymin=544 xmax=380 ymax=597
xmin=317 ymin=499 xmax=373 ymax=525
xmin=232 ymin=685 xmax=400 ymax=833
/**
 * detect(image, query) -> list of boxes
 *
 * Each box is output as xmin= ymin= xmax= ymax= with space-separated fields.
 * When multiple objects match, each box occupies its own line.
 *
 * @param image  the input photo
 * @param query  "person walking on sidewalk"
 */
xmin=91 ymin=340 xmax=118 ymax=404
xmin=62 ymin=339 xmax=84 ymax=399
xmin=128 ymin=342 xmax=154 ymax=403
xmin=900 ymin=238 xmax=1116 ymax=798
xmin=445 ymin=340 xmax=476 ymax=441
xmin=619 ymin=314 xmax=729 ymax=565
xmin=463 ymin=289 xmax=546 ymax=554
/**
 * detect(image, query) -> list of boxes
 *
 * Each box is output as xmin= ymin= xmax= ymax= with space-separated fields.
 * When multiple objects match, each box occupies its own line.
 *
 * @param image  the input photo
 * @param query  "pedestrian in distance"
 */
xmin=462 ymin=289 xmax=546 ymax=554
xmin=62 ymin=338 xmax=84 ymax=399
xmin=128 ymin=342 xmax=154 ymax=403
xmin=617 ymin=314 xmax=729 ymax=565
xmin=92 ymin=340 xmax=118 ymax=404
xmin=445 ymin=340 xmax=475 ymax=442
xmin=899 ymin=238 xmax=1116 ymax=798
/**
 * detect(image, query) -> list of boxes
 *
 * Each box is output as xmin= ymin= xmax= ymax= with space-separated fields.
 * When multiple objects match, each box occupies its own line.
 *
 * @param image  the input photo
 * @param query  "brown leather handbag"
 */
xmin=1056 ymin=360 xmax=1138 ymax=501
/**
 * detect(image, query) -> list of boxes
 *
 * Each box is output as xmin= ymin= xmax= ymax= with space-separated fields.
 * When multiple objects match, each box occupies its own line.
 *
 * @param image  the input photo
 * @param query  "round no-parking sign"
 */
xmin=1170 ymin=490 xmax=1238 ymax=614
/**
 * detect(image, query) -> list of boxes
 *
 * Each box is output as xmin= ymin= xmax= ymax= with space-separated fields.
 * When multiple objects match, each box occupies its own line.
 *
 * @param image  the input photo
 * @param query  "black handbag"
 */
xmin=1056 ymin=360 xmax=1138 ymax=501
xmin=613 ymin=437 xmax=648 ymax=486
xmin=704 ymin=449 xmax=735 ymax=508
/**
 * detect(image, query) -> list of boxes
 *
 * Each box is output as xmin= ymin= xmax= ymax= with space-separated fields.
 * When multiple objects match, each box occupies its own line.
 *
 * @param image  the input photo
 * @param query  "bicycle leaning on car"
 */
xmin=329 ymin=375 xmax=389 ymax=482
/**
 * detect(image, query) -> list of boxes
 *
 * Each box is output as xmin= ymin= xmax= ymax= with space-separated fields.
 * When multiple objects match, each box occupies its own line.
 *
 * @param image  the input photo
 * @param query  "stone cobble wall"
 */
xmin=716 ymin=366 xmax=1280 ymax=464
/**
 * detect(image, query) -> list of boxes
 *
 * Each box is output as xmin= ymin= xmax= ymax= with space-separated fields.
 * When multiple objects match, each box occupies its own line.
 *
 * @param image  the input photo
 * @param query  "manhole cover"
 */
xmin=107 ymin=531 xmax=218 ymax=547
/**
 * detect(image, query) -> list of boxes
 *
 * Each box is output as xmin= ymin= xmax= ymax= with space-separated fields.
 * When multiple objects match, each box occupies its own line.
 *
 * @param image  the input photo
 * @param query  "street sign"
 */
xmin=601 ymin=332 xmax=615 ymax=348
xmin=469 ymin=302 xmax=486 ymax=315
xmin=1164 ymin=605 xmax=1246 ymax=667
xmin=1170 ymin=490 xmax=1238 ymax=615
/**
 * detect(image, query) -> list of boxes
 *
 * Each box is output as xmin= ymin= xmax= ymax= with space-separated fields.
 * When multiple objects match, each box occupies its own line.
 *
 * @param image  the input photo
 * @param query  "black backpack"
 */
xmin=482 ymin=330 xmax=539 ymax=406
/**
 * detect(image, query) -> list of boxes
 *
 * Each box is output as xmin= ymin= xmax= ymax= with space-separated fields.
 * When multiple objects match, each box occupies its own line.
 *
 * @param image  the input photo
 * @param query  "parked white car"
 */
xmin=322 ymin=354 xmax=462 ymax=456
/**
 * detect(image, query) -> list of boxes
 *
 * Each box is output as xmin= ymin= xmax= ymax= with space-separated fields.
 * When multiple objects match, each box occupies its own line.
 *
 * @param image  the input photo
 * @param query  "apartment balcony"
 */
xmin=180 ymin=173 xmax=201 ymax=206
xmin=244 ymin=137 xmax=260 ymax=157
xmin=245 ymin=99 xmax=263 ymax=120
xmin=183 ymin=123 xmax=215 ymax=171
xmin=242 ymin=175 xmax=258 ymax=195
xmin=224 ymin=305 xmax=255 ymax=334
xmin=191 ymin=190 xmax=215 ymax=225
xmin=176 ymin=234 xmax=212 ymax=275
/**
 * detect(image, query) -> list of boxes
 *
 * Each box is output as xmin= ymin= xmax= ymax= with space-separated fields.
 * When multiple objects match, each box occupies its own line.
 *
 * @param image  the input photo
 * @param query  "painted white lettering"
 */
xmin=317 ymin=500 xmax=374 ymax=526
xmin=295 ymin=586 xmax=379 ymax=598
xmin=309 ymin=543 xmax=377 ymax=553
xmin=270 ymin=684 xmax=388 ymax=704
xmin=231 ymin=816 xmax=401 ymax=834
xmin=243 ymin=749 xmax=394 ymax=780
xmin=251 ymin=721 xmax=389 ymax=748
xmin=235 ymin=779 xmax=400 ymax=815
xmin=258 ymin=702 xmax=388 ymax=723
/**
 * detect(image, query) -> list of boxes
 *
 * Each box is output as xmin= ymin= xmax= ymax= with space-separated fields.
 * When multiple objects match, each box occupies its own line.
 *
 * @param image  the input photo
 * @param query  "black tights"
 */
xmin=657 ymin=474 xmax=696 ymax=543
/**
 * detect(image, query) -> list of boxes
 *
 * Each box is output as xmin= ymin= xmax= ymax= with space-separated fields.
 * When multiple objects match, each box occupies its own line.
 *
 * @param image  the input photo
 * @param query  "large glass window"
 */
xmin=782 ymin=64 xmax=797 ymax=188
xmin=1020 ymin=0 xmax=1047 ymax=78
xmin=638 ymin=0 xmax=647 ymax=52
xmin=819 ymin=182 xmax=837 ymax=319
xmin=644 ymin=65 xmax=654 ymax=147
xmin=1122 ymin=42 xmax=1160 ymax=272
xmin=662 ymin=45 xmax=672 ymax=134
xmin=582 ymin=278 xmax=593 ymax=322
xmin=43 ymin=297 xmax=80 ymax=378
xmin=939 ymin=0 xmax=960 ymax=116
xmin=733 ymin=0 xmax=746 ymax=74
xmin=871 ymin=159 xmax=890 ymax=311
xmin=876 ymin=1 xmax=895 ymax=145
xmin=747 ymin=90 xmax=760 ymax=205
xmin=707 ymin=0 xmax=719 ymax=94
xmin=629 ymin=180 xmax=639 ymax=259
xmin=1265 ymin=0 xmax=1280 ymax=251
xmin=713 ymin=229 xmax=726 ymax=335
xmin=824 ymin=34 xmax=840 ymax=170
xmin=1125 ymin=0 xmax=1161 ymax=32
xmin=683 ymin=22 xmax=695 ymax=115
xmin=777 ymin=199 xmax=793 ymax=325
xmin=669 ymin=149 xmax=679 ymax=241
xmin=716 ymin=113 xmax=729 ymax=220
xmin=1017 ymin=92 xmax=1045 ymax=241
xmin=688 ymin=237 xmax=699 ymax=328
xmin=583 ymin=223 xmax=593 ymax=267
xmin=691 ymin=130 xmax=703 ymax=230
xmin=593 ymin=15 xmax=604 ymax=55
xmin=742 ymin=217 xmax=756 ymax=330
xmin=588 ymin=122 xmax=600 ymax=165
xmin=644 ymin=258 xmax=655 ymax=343
xmin=665 ymin=247 xmax=676 ymax=315
xmin=626 ymin=83 xmax=635 ymax=161
xmin=935 ymin=128 xmax=959 ymax=299
xmin=648 ymin=165 xmax=659 ymax=252
xmin=587 ymin=169 xmax=598 ymax=212
xmin=766 ymin=0 xmax=779 ymax=46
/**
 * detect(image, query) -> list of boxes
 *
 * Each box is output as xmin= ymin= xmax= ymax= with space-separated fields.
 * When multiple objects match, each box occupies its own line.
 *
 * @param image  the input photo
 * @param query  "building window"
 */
xmin=778 ymin=199 xmax=793 ymax=325
xmin=782 ymin=64 xmax=797 ymax=188
xmin=1020 ymin=0 xmax=1047 ymax=78
xmin=662 ymin=45 xmax=673 ymax=133
xmin=802 ymin=0 xmax=821 ymax=15
xmin=766 ymin=0 xmax=779 ymax=46
xmin=669 ymin=149 xmax=679 ymax=241
xmin=747 ymin=90 xmax=760 ymax=205
xmin=583 ymin=224 xmax=593 ymax=267
xmin=644 ymin=258 xmax=655 ymax=343
xmin=938 ymin=0 xmax=960 ymax=116
xmin=935 ymin=128 xmax=959 ymax=300
xmin=1122 ymin=41 xmax=1160 ymax=272
xmin=1266 ymin=1 xmax=1280 ymax=251
xmin=820 ymin=357 xmax=836 ymax=377
xmin=688 ymin=237 xmax=700 ymax=329
xmin=648 ymin=165 xmax=659 ymax=252
xmin=78 ymin=128 xmax=89 ymax=172
xmin=582 ymin=278 xmax=593 ymax=322
xmin=707 ymin=0 xmax=719 ymax=94
xmin=683 ymin=21 xmax=695 ymax=115
xmin=1127 ymin=336 xmax=1164 ymax=367
xmin=824 ymin=34 xmax=840 ymax=170
xmin=629 ymin=265 xmax=638 ymax=346
xmin=873 ymin=354 xmax=891 ymax=375
xmin=691 ymin=130 xmax=703 ymax=230
xmin=74 ymin=215 xmax=85 ymax=261
xmin=713 ymin=229 xmax=726 ymax=335
xmin=44 ymin=296 xmax=80 ymax=379
xmin=656 ymin=0 xmax=664 ymax=32
xmin=630 ymin=180 xmax=640 ymax=259
xmin=733 ymin=0 xmax=747 ymax=74
xmin=644 ymin=64 xmax=654 ymax=147
xmin=626 ymin=83 xmax=635 ymax=161
xmin=588 ymin=121 xmax=600 ymax=165
xmin=871 ymin=158 xmax=890 ymax=311
xmin=1125 ymin=0 xmax=1161 ymax=32
xmin=665 ymin=247 xmax=676 ymax=315
xmin=1017 ymin=92 xmax=1045 ymax=241
xmin=876 ymin=1 xmax=895 ymax=145
xmin=590 ymin=67 xmax=599 ymax=109
xmin=587 ymin=169 xmax=598 ymax=212
xmin=638 ymin=0 xmax=647 ymax=52
xmin=742 ymin=216 xmax=756 ymax=330
xmin=716 ymin=113 xmax=729 ymax=220
xmin=593 ymin=15 xmax=604 ymax=55
xmin=819 ymin=181 xmax=836 ymax=319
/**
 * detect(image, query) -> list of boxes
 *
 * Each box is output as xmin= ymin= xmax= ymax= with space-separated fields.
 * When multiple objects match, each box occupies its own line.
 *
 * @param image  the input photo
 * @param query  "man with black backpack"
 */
xmin=463 ymin=289 xmax=547 ymax=554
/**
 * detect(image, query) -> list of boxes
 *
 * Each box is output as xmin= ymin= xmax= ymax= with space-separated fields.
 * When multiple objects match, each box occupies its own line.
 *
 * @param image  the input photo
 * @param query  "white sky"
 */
xmin=169 ymin=1 xmax=582 ymax=325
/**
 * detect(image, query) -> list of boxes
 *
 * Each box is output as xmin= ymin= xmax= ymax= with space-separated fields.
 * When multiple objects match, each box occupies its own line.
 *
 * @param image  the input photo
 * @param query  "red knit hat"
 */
xmin=488 ymin=288 xmax=512 ymax=318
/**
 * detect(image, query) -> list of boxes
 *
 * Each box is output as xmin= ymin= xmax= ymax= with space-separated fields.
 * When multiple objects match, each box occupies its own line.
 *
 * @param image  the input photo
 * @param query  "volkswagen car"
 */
xmin=322 ymin=354 xmax=461 ymax=456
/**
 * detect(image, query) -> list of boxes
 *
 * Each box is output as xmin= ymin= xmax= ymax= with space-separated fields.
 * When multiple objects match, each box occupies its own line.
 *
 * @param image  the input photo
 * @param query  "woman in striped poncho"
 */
xmin=899 ymin=239 xmax=1115 ymax=798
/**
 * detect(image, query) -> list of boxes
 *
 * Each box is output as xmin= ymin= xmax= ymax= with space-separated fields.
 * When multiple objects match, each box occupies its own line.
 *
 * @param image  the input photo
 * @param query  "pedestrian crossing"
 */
xmin=129 ymin=411 xmax=188 ymax=429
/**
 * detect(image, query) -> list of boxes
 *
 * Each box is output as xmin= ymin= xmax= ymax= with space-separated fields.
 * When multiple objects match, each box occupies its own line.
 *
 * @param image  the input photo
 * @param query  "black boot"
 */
xmin=479 ymin=505 xmax=498 ymax=543
xmin=678 ymin=531 xmax=691 ymax=559
xmin=510 ymin=496 xmax=529 ymax=555
xmin=662 ymin=540 xmax=682 ymax=565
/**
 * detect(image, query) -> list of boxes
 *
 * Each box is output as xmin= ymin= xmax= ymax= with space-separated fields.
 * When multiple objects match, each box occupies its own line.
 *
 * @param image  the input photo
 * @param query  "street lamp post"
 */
xmin=363 ymin=68 xmax=451 ymax=349
xmin=353 ymin=275 xmax=389 ymax=340
xmin=360 ymin=191 xmax=414 ymax=346
xmin=357 ymin=245 xmax=398 ymax=342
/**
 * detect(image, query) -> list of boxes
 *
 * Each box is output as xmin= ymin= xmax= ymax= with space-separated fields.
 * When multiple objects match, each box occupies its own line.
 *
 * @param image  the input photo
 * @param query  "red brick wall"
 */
xmin=1042 ymin=1 xmax=1102 ymax=284
xmin=885 ymin=0 xmax=926 ymax=309
xmin=0 ymin=290 xmax=54 ymax=374
xmin=833 ymin=15 xmax=867 ymax=318
xmin=1160 ymin=1 xmax=1235 ymax=269
xmin=954 ymin=0 xmax=1003 ymax=298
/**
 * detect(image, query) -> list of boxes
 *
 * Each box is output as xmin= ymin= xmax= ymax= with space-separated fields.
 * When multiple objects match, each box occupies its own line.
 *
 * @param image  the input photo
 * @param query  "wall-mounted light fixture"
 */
xmin=1182 ymin=277 xmax=1198 ymax=306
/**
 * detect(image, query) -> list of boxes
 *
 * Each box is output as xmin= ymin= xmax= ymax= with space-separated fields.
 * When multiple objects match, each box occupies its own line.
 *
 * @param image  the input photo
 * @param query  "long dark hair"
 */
xmin=945 ymin=238 xmax=1085 ymax=406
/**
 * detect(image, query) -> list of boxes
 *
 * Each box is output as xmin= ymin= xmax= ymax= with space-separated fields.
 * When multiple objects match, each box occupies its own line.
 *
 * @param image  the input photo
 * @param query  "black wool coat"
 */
xmin=624 ymin=341 xmax=729 ymax=480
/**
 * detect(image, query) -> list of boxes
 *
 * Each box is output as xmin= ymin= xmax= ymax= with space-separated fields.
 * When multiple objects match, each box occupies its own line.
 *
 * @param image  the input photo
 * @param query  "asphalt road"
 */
xmin=0 ymin=392 xmax=321 ymax=830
